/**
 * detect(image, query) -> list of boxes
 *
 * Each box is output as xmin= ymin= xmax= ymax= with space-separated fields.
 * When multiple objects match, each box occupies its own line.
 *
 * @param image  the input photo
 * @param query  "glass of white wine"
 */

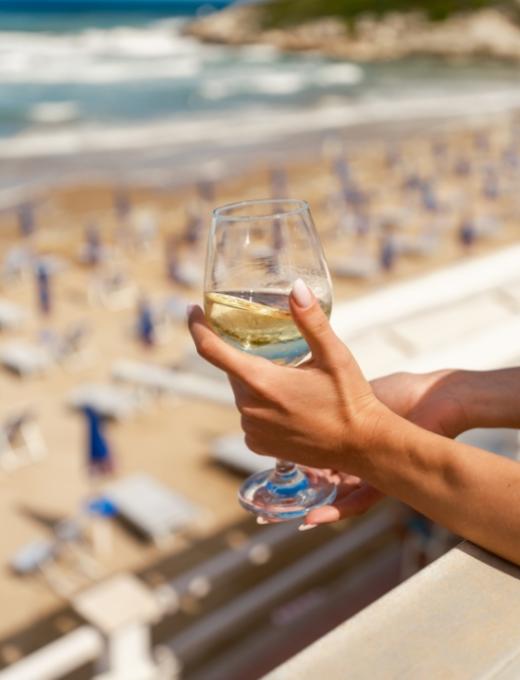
xmin=204 ymin=198 xmax=337 ymax=522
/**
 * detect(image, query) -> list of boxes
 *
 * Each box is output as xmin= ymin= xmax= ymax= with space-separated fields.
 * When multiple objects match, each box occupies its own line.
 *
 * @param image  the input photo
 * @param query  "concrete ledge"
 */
xmin=263 ymin=543 xmax=520 ymax=680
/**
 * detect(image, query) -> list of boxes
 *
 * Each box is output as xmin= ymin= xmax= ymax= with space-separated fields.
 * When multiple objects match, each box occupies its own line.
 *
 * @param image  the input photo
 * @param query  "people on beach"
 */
xmin=188 ymin=281 xmax=520 ymax=567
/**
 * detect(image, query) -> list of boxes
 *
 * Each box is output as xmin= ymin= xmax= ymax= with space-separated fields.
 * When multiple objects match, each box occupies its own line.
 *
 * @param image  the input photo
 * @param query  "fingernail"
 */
xmin=298 ymin=523 xmax=317 ymax=531
xmin=292 ymin=278 xmax=313 ymax=309
xmin=186 ymin=303 xmax=195 ymax=318
xmin=257 ymin=517 xmax=269 ymax=525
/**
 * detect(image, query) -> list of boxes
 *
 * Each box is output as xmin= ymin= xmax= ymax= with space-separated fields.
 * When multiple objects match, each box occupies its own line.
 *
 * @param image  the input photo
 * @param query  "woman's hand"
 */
xmin=188 ymin=280 xmax=385 ymax=472
xmin=306 ymin=371 xmax=472 ymax=526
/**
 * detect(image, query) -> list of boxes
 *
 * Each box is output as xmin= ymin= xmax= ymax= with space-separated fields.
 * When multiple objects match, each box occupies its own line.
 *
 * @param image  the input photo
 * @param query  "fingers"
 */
xmin=188 ymin=305 xmax=268 ymax=382
xmin=304 ymin=484 xmax=384 ymax=526
xmin=289 ymin=279 xmax=351 ymax=367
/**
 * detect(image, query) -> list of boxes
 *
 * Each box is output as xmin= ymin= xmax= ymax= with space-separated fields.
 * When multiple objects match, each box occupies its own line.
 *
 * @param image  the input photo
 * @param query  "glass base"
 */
xmin=238 ymin=466 xmax=337 ymax=522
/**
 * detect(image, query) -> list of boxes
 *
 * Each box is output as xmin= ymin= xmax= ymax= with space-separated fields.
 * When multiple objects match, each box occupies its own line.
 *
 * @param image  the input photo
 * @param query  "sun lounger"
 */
xmin=331 ymin=255 xmax=379 ymax=280
xmin=177 ymin=350 xmax=228 ymax=383
xmin=211 ymin=434 xmax=276 ymax=475
xmin=1 ymin=246 xmax=33 ymax=283
xmin=0 ymin=342 xmax=52 ymax=377
xmin=394 ymin=233 xmax=439 ymax=257
xmin=88 ymin=272 xmax=138 ymax=310
xmin=0 ymin=300 xmax=26 ymax=331
xmin=67 ymin=383 xmax=145 ymax=420
xmin=112 ymin=359 xmax=234 ymax=405
xmin=104 ymin=474 xmax=200 ymax=543
xmin=0 ymin=410 xmax=47 ymax=471
xmin=162 ymin=295 xmax=194 ymax=323
xmin=9 ymin=538 xmax=76 ymax=597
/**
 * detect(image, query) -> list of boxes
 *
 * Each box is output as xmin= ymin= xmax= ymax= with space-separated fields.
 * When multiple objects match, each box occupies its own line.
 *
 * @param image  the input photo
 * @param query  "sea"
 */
xmin=2 ymin=6 xmax=520 ymax=190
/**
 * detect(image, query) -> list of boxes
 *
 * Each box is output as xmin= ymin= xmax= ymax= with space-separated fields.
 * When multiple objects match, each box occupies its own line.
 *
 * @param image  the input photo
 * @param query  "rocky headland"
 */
xmin=185 ymin=3 xmax=520 ymax=61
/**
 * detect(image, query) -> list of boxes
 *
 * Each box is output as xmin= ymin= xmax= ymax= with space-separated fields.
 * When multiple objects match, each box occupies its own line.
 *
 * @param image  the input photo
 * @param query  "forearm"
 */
xmin=449 ymin=367 xmax=520 ymax=431
xmin=353 ymin=410 xmax=520 ymax=565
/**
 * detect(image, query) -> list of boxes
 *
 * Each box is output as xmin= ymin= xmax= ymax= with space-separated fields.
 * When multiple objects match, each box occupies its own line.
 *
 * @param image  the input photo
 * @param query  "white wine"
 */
xmin=204 ymin=290 xmax=331 ymax=365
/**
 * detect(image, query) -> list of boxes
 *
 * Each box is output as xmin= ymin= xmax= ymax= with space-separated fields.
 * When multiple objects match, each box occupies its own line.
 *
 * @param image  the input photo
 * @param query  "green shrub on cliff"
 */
xmin=260 ymin=0 xmax=520 ymax=27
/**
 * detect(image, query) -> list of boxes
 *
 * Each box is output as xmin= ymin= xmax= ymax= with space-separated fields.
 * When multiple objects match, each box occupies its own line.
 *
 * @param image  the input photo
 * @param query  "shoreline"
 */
xmin=2 ymin=108 xmax=520 ymax=198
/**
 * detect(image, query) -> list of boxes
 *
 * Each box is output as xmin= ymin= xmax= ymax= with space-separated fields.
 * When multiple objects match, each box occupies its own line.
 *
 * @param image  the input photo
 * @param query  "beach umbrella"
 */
xmin=379 ymin=225 xmax=398 ymax=272
xmin=35 ymin=261 xmax=51 ymax=316
xmin=270 ymin=167 xmax=288 ymax=200
xmin=84 ymin=406 xmax=114 ymax=476
xmin=453 ymin=157 xmax=471 ymax=177
xmin=17 ymin=202 xmax=36 ymax=238
xmin=114 ymin=189 xmax=131 ymax=221
xmin=421 ymin=182 xmax=439 ymax=213
xmin=482 ymin=167 xmax=499 ymax=200
xmin=197 ymin=179 xmax=215 ymax=204
xmin=332 ymin=157 xmax=350 ymax=194
xmin=183 ymin=211 xmax=204 ymax=245
xmin=458 ymin=218 xmax=476 ymax=248
xmin=137 ymin=298 xmax=155 ymax=346
xmin=84 ymin=222 xmax=102 ymax=266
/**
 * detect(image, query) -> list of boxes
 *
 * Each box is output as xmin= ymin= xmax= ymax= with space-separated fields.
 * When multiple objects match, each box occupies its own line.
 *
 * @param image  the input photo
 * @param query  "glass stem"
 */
xmin=272 ymin=459 xmax=298 ymax=485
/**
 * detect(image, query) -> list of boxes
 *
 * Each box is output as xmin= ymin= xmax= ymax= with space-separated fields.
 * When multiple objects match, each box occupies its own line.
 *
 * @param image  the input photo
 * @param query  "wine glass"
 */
xmin=204 ymin=198 xmax=336 ymax=522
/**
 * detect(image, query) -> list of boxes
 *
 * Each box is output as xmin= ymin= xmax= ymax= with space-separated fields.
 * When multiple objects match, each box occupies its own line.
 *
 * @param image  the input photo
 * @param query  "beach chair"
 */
xmin=104 ymin=474 xmax=200 ymax=544
xmin=41 ymin=323 xmax=91 ymax=368
xmin=0 ymin=410 xmax=47 ymax=471
xmin=0 ymin=342 xmax=52 ymax=377
xmin=73 ymin=573 xmax=161 ymax=680
xmin=112 ymin=359 xmax=234 ymax=405
xmin=176 ymin=349 xmax=228 ymax=383
xmin=0 ymin=300 xmax=26 ymax=332
xmin=161 ymin=295 xmax=193 ymax=323
xmin=331 ymin=254 xmax=379 ymax=280
xmin=67 ymin=383 xmax=146 ymax=420
xmin=10 ymin=539 xmax=78 ymax=598
xmin=1 ymin=246 xmax=33 ymax=284
xmin=88 ymin=271 xmax=138 ymax=310
xmin=211 ymin=434 xmax=276 ymax=475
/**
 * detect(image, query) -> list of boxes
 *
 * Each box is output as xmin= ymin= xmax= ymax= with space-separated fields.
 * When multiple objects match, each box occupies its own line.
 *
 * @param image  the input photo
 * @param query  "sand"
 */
xmin=0 ymin=115 xmax=518 ymax=649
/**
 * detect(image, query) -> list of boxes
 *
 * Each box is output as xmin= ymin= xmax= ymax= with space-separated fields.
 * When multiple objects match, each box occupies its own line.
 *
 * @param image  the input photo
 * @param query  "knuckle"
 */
xmin=244 ymin=433 xmax=258 ymax=452
xmin=240 ymin=404 xmax=257 ymax=419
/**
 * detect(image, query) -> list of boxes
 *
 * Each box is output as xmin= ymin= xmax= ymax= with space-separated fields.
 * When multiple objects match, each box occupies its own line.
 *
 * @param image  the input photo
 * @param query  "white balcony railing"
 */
xmin=263 ymin=542 xmax=520 ymax=680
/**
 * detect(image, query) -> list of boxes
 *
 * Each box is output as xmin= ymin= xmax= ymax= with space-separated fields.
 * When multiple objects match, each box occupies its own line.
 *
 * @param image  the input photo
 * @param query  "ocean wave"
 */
xmin=0 ymin=19 xmax=209 ymax=83
xmin=28 ymin=101 xmax=80 ymax=124
xmin=3 ymin=86 xmax=520 ymax=161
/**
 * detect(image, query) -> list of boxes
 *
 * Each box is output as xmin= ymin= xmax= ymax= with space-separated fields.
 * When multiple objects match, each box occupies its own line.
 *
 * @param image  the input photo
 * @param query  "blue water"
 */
xmin=1 ymin=8 xmax=520 ymax=172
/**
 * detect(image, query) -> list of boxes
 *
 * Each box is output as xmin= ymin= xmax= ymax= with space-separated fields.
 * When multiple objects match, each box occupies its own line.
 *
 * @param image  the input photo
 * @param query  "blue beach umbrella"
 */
xmin=84 ymin=222 xmax=102 ymax=265
xmin=137 ymin=298 xmax=155 ymax=347
xmin=35 ymin=261 xmax=51 ymax=315
xmin=84 ymin=406 xmax=114 ymax=476
xmin=270 ymin=167 xmax=288 ymax=200
xmin=17 ymin=202 xmax=35 ymax=238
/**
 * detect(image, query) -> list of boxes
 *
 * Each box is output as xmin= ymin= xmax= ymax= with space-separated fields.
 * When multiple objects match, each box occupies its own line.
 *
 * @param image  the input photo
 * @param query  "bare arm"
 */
xmin=188 ymin=282 xmax=520 ymax=565
xmin=451 ymin=367 xmax=520 ymax=431
xmin=354 ymin=410 xmax=520 ymax=565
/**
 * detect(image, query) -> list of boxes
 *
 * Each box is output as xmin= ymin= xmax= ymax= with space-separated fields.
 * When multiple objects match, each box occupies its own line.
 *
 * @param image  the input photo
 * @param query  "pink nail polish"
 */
xmin=256 ymin=517 xmax=269 ymax=525
xmin=186 ymin=303 xmax=195 ymax=318
xmin=298 ymin=523 xmax=317 ymax=531
xmin=292 ymin=279 xmax=313 ymax=308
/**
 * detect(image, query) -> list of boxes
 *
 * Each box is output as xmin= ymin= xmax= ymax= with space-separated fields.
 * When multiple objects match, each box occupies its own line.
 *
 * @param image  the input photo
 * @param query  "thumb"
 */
xmin=289 ymin=278 xmax=344 ymax=365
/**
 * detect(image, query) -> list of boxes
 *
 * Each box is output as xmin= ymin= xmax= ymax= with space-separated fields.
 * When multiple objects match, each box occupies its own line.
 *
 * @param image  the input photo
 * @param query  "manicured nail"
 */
xmin=257 ymin=517 xmax=269 ymax=525
xmin=298 ymin=523 xmax=317 ymax=531
xmin=292 ymin=278 xmax=313 ymax=309
xmin=186 ymin=303 xmax=195 ymax=318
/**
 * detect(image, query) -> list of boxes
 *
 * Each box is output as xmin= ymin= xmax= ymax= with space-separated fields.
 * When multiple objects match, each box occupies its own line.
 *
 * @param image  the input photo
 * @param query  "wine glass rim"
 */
xmin=213 ymin=198 xmax=310 ymax=222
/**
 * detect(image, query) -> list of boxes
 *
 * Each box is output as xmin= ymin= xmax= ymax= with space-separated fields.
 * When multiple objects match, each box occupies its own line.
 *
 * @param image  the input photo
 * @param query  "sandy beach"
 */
xmin=0 ymin=113 xmax=519 ymax=658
